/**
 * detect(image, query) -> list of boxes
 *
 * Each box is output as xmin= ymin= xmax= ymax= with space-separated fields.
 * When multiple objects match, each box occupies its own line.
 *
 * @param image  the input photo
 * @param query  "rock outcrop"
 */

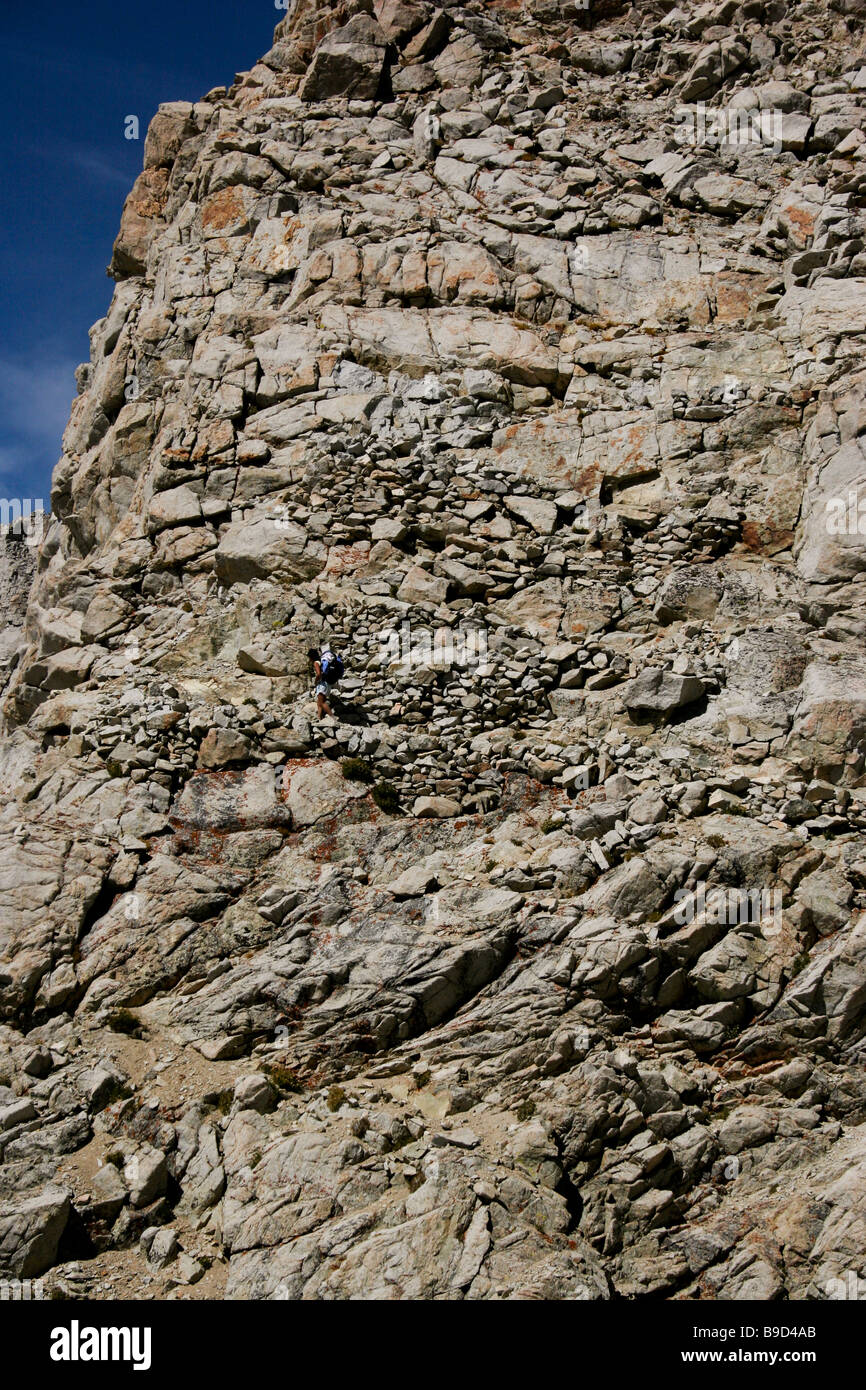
xmin=2 ymin=0 xmax=866 ymax=1301
xmin=0 ymin=530 xmax=38 ymax=700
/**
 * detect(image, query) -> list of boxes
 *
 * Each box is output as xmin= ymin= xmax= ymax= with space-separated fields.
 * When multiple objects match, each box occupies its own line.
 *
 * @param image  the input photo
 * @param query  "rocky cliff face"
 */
xmin=0 ymin=531 xmax=37 ymax=702
xmin=2 ymin=0 xmax=866 ymax=1301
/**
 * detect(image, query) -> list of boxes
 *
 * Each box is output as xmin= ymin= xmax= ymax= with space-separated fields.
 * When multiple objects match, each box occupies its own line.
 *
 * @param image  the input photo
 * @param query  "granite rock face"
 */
xmin=2 ymin=0 xmax=866 ymax=1302
xmin=0 ymin=531 xmax=38 ymax=700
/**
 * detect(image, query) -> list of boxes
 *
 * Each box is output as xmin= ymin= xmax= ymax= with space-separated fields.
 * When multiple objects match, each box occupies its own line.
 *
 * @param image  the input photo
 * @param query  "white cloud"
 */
xmin=0 ymin=357 xmax=78 ymax=493
xmin=0 ymin=357 xmax=77 ymax=444
xmin=70 ymin=146 xmax=139 ymax=190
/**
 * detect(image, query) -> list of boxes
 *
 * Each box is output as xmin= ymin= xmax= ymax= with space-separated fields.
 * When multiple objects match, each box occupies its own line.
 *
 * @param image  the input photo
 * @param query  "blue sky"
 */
xmin=0 ymin=0 xmax=281 ymax=510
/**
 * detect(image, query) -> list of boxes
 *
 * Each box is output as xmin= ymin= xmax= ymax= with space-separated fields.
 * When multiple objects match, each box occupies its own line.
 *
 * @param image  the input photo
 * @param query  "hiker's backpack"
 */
xmin=320 ymin=651 xmax=344 ymax=683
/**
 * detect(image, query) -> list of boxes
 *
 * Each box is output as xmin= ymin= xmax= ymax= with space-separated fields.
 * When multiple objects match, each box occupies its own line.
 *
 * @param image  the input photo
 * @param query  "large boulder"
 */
xmin=623 ymin=668 xmax=706 ymax=718
xmin=300 ymin=14 xmax=387 ymax=101
xmin=788 ymin=655 xmax=866 ymax=762
xmin=173 ymin=766 xmax=291 ymax=831
xmin=796 ymin=437 xmax=866 ymax=584
xmin=505 ymin=495 xmax=559 ymax=535
xmin=398 ymin=565 xmax=450 ymax=605
xmin=215 ymin=514 xmax=325 ymax=586
xmin=110 ymin=168 xmax=170 ymax=278
xmin=0 ymin=1188 xmax=70 ymax=1278
xmin=282 ymin=759 xmax=369 ymax=826
xmin=677 ymin=39 xmax=748 ymax=102
xmin=198 ymin=728 xmax=252 ymax=769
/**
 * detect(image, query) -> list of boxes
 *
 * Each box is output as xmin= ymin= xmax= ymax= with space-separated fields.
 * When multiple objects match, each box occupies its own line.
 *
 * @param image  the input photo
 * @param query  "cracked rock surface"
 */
xmin=2 ymin=0 xmax=866 ymax=1301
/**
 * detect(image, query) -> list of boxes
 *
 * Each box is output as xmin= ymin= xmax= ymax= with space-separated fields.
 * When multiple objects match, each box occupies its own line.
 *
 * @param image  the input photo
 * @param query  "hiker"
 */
xmin=308 ymin=645 xmax=344 ymax=720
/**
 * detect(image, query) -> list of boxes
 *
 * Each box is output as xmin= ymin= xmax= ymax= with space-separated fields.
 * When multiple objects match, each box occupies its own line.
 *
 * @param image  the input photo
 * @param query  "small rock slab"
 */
xmin=282 ymin=759 xmax=369 ymax=827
